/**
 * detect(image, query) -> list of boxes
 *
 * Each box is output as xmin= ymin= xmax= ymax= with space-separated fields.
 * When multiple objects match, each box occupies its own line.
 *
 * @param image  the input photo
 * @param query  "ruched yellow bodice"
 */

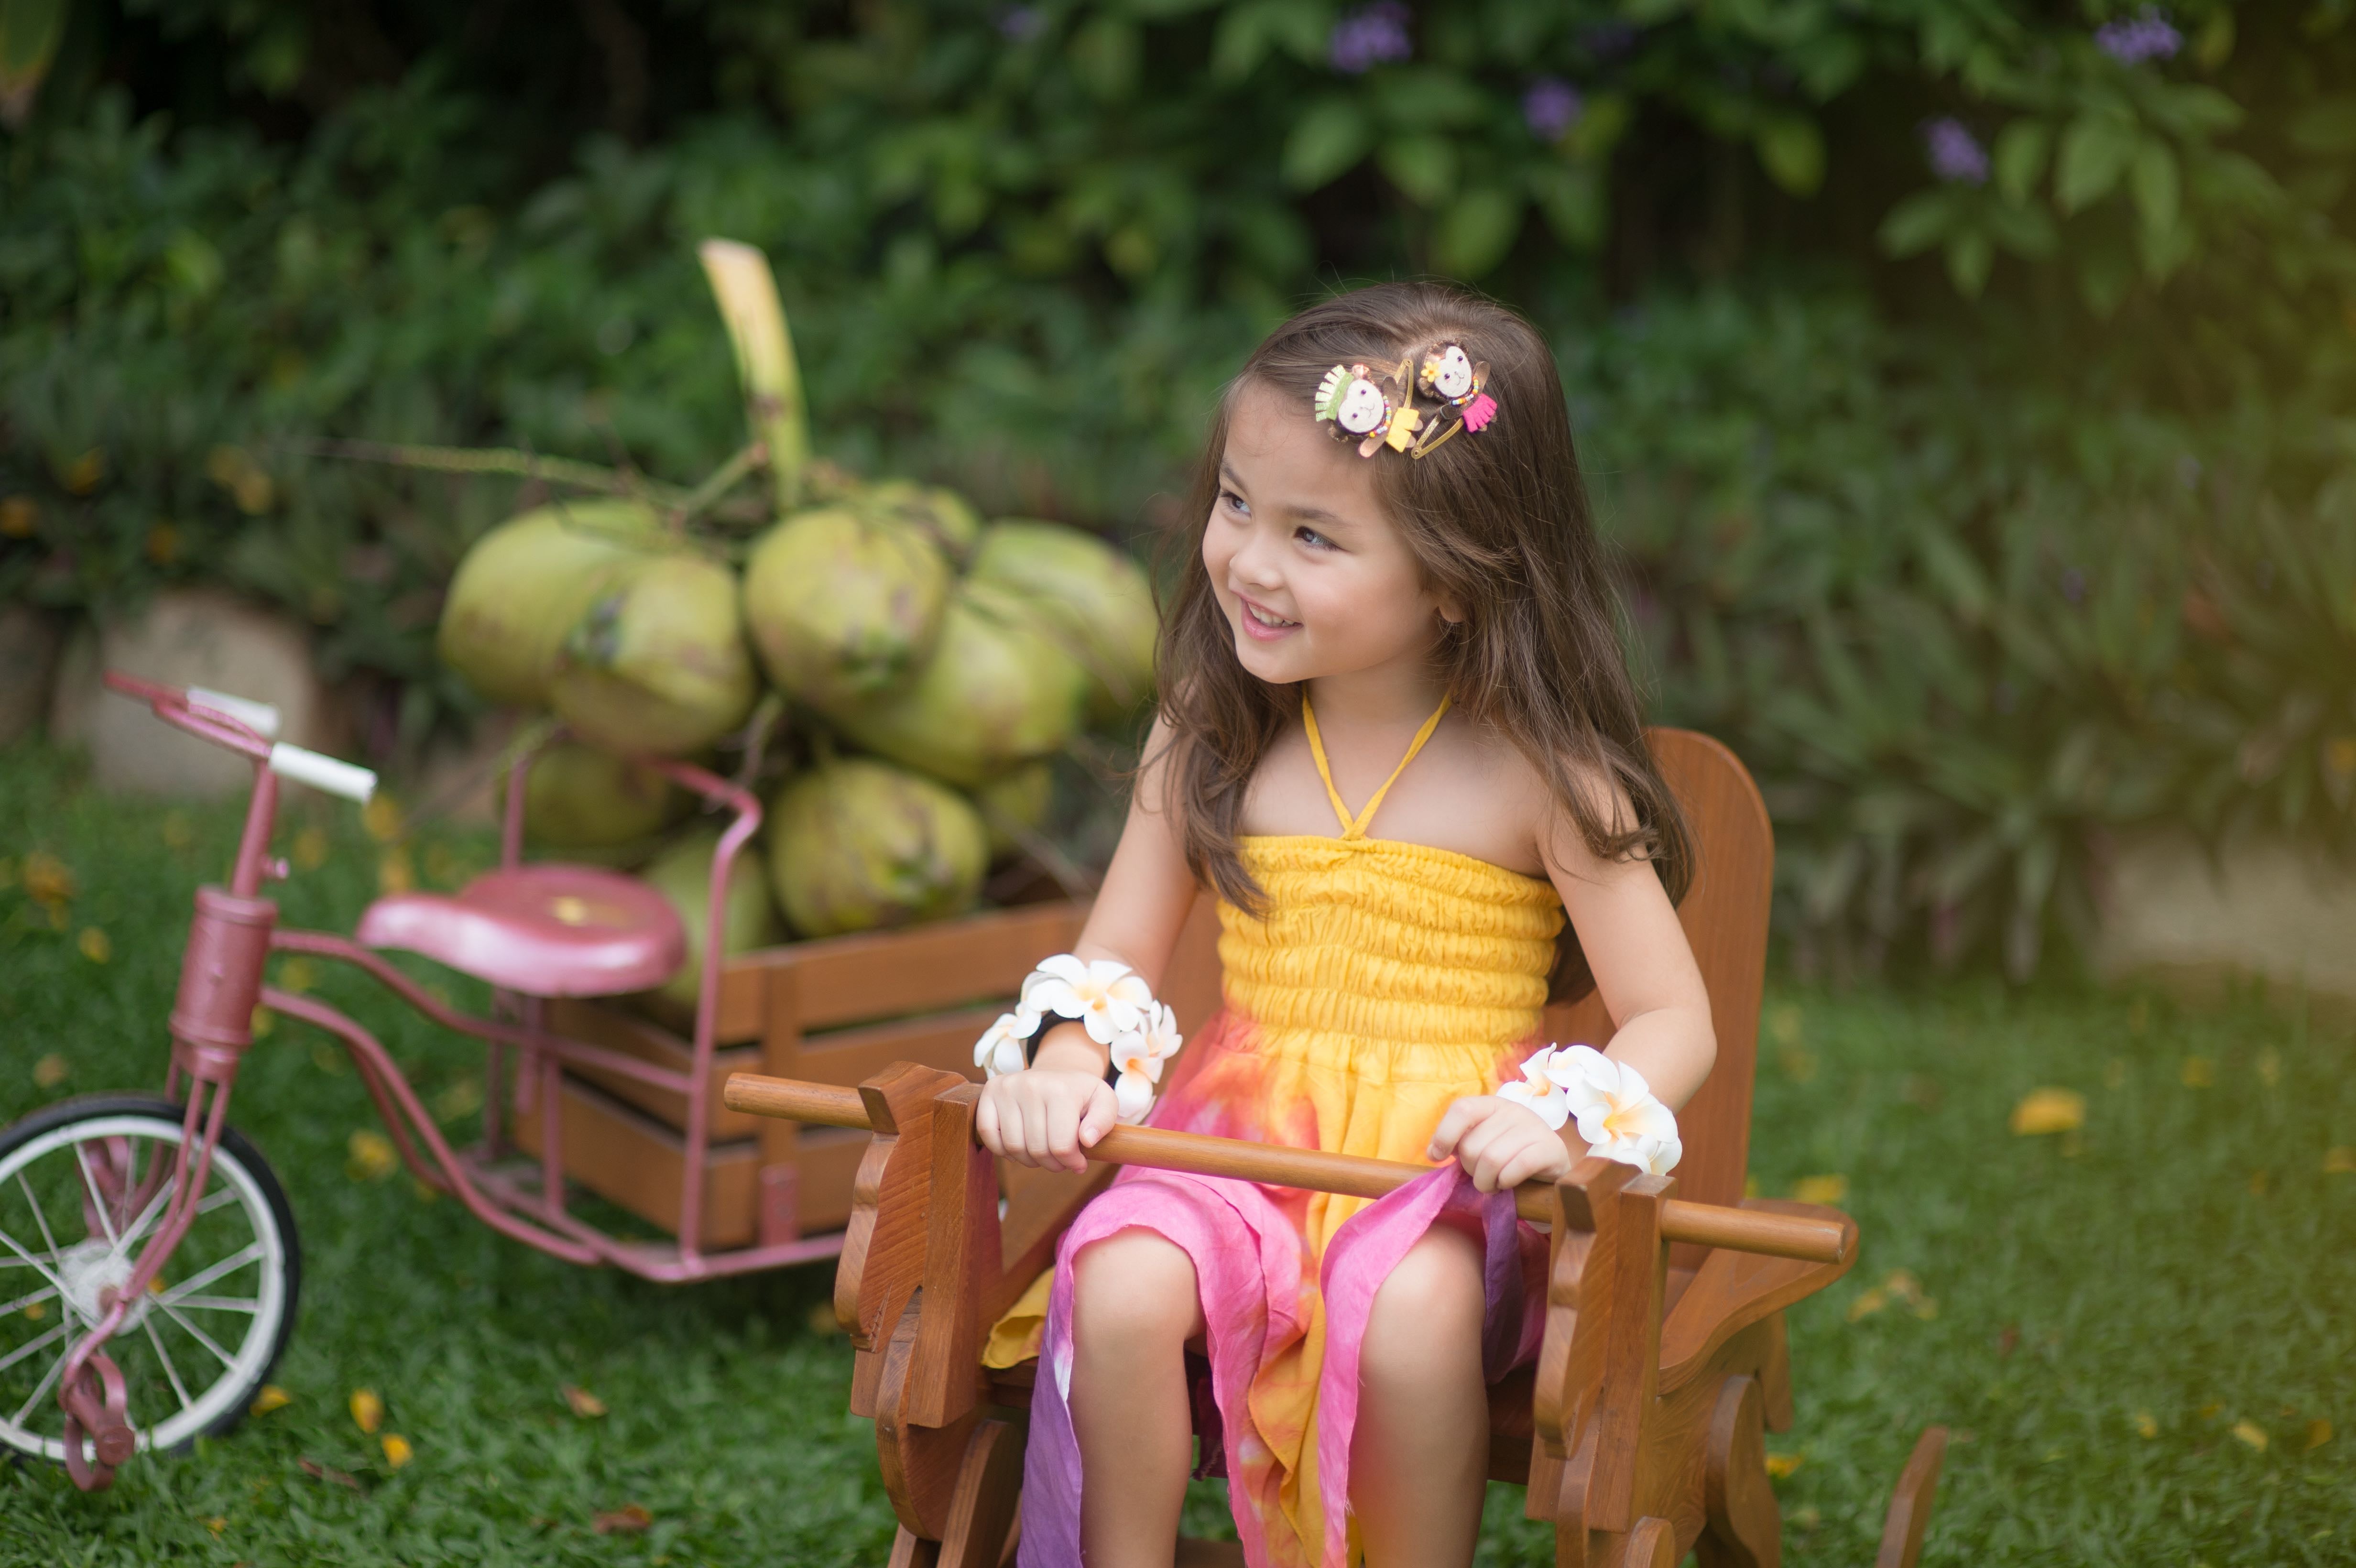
xmin=1219 ymin=834 xmax=1563 ymax=1076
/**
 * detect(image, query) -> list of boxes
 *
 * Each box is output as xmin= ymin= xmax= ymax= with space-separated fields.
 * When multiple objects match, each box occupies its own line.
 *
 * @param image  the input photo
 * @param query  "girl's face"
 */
xmin=1202 ymin=379 xmax=1461 ymax=689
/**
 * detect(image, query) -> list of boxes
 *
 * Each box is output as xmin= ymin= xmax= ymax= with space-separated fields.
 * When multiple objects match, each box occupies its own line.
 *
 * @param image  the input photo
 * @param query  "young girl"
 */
xmin=973 ymin=281 xmax=1716 ymax=1568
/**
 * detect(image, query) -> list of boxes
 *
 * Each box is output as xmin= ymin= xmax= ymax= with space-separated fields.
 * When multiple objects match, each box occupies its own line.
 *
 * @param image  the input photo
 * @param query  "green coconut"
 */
xmin=767 ymin=758 xmax=987 ymax=937
xmin=833 ymin=580 xmax=1090 ymax=788
xmin=859 ymin=479 xmax=982 ymax=564
xmin=636 ymin=827 xmax=782 ymax=1017
xmin=742 ymin=506 xmax=950 ymax=709
xmin=973 ymin=761 xmax=1054 ymax=860
xmin=507 ymin=740 xmax=678 ymax=847
xmin=436 ymin=500 xmax=665 ymax=705
xmin=549 ymin=550 xmax=759 ymax=756
xmin=969 ymin=519 xmax=1158 ymax=719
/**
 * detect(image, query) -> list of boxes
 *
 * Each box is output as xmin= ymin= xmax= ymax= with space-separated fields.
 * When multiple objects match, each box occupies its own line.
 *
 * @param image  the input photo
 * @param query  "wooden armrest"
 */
xmin=1657 ymin=1199 xmax=1856 ymax=1394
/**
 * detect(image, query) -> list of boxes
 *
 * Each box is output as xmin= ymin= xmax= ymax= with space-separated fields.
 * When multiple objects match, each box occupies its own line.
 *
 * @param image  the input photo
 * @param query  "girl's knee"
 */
xmin=1366 ymin=1227 xmax=1485 ymax=1365
xmin=1072 ymin=1230 xmax=1201 ymax=1349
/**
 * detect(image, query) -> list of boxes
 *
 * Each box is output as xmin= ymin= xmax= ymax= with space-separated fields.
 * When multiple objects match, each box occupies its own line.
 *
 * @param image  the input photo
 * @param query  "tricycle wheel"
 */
xmin=0 ymin=1095 xmax=300 ymax=1470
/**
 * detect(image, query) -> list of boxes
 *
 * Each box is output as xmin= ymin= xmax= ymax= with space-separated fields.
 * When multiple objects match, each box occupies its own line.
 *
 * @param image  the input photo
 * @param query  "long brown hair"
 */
xmin=1155 ymin=280 xmax=1691 ymax=1001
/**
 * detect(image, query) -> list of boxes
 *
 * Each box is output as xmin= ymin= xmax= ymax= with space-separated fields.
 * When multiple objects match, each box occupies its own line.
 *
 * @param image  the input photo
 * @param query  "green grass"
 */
xmin=2 ymin=738 xmax=2353 ymax=1567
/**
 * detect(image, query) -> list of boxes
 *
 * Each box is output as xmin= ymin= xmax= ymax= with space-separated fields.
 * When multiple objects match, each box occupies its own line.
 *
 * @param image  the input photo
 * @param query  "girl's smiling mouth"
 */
xmin=1236 ymin=595 xmax=1302 ymax=641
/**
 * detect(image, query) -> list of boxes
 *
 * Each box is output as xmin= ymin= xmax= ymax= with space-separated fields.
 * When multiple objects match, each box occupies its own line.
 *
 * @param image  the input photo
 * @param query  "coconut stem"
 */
xmin=673 ymin=440 xmax=770 ymax=530
xmin=306 ymin=439 xmax=691 ymax=508
xmin=981 ymin=802 xmax=1103 ymax=899
xmin=698 ymin=239 xmax=809 ymax=514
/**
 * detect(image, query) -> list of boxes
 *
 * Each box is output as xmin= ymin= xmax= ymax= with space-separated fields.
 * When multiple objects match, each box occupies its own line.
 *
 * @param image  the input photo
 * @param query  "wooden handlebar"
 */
xmin=723 ymin=1072 xmax=1849 ymax=1266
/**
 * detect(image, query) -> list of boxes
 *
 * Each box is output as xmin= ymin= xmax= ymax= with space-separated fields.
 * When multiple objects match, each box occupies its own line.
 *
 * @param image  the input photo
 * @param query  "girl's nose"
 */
xmin=1228 ymin=528 xmax=1284 ymax=592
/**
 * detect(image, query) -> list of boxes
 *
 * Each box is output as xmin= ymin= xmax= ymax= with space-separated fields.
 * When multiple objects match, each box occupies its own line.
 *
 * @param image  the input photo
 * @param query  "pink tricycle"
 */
xmin=0 ymin=673 xmax=809 ymax=1491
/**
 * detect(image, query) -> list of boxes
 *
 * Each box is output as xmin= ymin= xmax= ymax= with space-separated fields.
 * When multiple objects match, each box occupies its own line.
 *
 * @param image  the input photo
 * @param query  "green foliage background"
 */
xmin=2 ymin=0 xmax=2354 ymax=975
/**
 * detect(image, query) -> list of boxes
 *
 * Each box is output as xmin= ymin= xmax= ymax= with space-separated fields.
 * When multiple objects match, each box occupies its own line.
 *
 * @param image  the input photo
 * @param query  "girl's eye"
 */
xmin=1294 ymin=526 xmax=1335 ymax=551
xmin=1219 ymin=489 xmax=1249 ymax=517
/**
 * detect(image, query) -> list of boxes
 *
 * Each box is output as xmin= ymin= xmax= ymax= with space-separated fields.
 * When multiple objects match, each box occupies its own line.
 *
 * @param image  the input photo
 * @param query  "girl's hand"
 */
xmin=977 ymin=1069 xmax=1120 ymax=1174
xmin=1427 ymin=1095 xmax=1575 ymax=1194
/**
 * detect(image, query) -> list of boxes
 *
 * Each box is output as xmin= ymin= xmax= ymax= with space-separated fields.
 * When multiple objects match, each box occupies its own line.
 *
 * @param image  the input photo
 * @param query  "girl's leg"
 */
xmin=1352 ymin=1222 xmax=1489 ymax=1568
xmin=1069 ymin=1229 xmax=1207 ymax=1568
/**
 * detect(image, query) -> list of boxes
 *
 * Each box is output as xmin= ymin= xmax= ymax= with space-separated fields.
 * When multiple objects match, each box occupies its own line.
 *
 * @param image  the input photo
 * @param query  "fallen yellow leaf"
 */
xmin=0 ymin=496 xmax=35 ymax=536
xmin=2181 ymin=1056 xmax=2214 ymax=1089
xmin=292 ymin=825 xmax=331 ymax=871
xmin=1767 ymin=1003 xmax=1802 ymax=1046
xmin=433 ymin=1077 xmax=484 ymax=1123
xmin=1742 ymin=1173 xmax=1761 ymax=1198
xmin=1778 ymin=1046 xmax=1818 ymax=1084
xmin=381 ymin=1434 xmax=413 ymax=1470
xmin=32 ymin=1053 xmax=68 ymax=1089
xmin=2231 ymin=1420 xmax=2268 ymax=1452
xmin=250 ymin=1005 xmax=274 ymax=1039
xmin=276 ymin=958 xmax=318 ymax=995
xmin=1792 ymin=1174 xmax=1848 ymax=1206
xmin=1847 ymin=1287 xmax=1887 ymax=1323
xmin=563 ymin=1385 xmax=608 ymax=1419
xmin=361 ymin=794 xmax=404 ymax=844
xmin=23 ymin=1301 xmax=44 ymax=1321
xmin=1763 ymin=1452 xmax=1803 ymax=1479
xmin=349 ymin=1388 xmax=383 ymax=1434
xmin=377 ymin=848 xmax=414 ymax=895
xmin=2010 ymin=1087 xmax=2085 ymax=1136
xmin=2199 ymin=1400 xmax=2223 ymax=1419
xmin=2134 ymin=1410 xmax=2158 ymax=1439
xmin=203 ymin=1516 xmax=226 ymax=1537
xmin=2249 ymin=1169 xmax=2273 ymax=1197
xmin=77 ymin=926 xmax=111 ymax=964
xmin=22 ymin=850 xmax=75 ymax=907
xmin=594 ymin=1504 xmax=654 ymax=1534
xmin=250 ymin=1385 xmax=293 ymax=1417
xmin=807 ymin=1300 xmax=845 ymax=1338
xmin=347 ymin=1130 xmax=397 ymax=1182
xmin=2307 ymin=1418 xmax=2333 ymax=1450
xmin=2324 ymin=1147 xmax=2356 ymax=1175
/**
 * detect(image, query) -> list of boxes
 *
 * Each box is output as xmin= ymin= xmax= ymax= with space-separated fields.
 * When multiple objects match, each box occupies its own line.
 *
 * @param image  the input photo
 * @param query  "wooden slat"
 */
xmin=510 ymin=1073 xmax=759 ymax=1248
xmin=798 ymin=1007 xmax=1001 ymax=1089
xmin=547 ymin=997 xmax=762 ymax=1139
xmin=725 ymin=901 xmax=1090 ymax=1034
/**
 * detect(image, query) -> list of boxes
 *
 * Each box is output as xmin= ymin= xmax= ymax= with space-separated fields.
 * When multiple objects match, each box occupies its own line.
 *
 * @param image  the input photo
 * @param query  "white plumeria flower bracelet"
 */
xmin=975 ymin=954 xmax=1185 ymax=1125
xmin=1497 ymin=1043 xmax=1684 ymax=1176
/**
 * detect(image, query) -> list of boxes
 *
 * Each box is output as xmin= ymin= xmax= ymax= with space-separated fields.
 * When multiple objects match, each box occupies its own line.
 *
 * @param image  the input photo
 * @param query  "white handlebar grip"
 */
xmin=188 ymin=687 xmax=283 ymax=739
xmin=268 ymin=744 xmax=378 ymax=804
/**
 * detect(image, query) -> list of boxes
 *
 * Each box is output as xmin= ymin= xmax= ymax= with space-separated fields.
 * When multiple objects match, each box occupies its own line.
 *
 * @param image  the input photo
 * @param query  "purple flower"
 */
xmin=996 ymin=5 xmax=1043 ymax=41
xmin=1921 ymin=117 xmax=1989 ymax=185
xmin=1523 ymin=77 xmax=1583 ymax=142
xmin=1329 ymin=1 xmax=1411 ymax=74
xmin=2095 ymin=8 xmax=2181 ymax=64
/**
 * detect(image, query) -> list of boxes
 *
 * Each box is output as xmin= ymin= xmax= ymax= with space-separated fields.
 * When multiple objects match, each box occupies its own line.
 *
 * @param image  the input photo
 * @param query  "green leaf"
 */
xmin=2127 ymin=140 xmax=2180 ymax=240
xmin=1282 ymin=98 xmax=1374 ymax=191
xmin=1944 ymin=229 xmax=1993 ymax=296
xmin=1877 ymin=189 xmax=1955 ymax=258
xmin=1529 ymin=163 xmax=1606 ymax=250
xmin=1429 ymin=186 xmax=1522 ymax=278
xmin=2055 ymin=112 xmax=2136 ymax=214
xmin=1755 ymin=114 xmax=1825 ymax=197
xmin=1370 ymin=68 xmax=1489 ymax=131
xmin=1211 ymin=0 xmax=1330 ymax=82
xmin=2288 ymin=97 xmax=2356 ymax=154
xmin=1376 ymin=135 xmax=1457 ymax=207
xmin=1992 ymin=120 xmax=2050 ymax=207
xmin=1564 ymin=92 xmax=1632 ymax=163
xmin=1067 ymin=19 xmax=1141 ymax=102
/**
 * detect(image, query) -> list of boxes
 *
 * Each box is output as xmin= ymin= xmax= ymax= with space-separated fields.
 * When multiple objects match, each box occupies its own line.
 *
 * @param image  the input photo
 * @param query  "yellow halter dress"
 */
xmin=1003 ymin=698 xmax=1567 ymax=1568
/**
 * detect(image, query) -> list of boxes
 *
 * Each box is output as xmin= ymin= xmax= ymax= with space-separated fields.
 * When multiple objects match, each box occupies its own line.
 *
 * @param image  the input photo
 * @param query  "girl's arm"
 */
xmin=1430 ymin=773 xmax=1716 ymax=1192
xmin=977 ymin=717 xmax=1200 ymax=1172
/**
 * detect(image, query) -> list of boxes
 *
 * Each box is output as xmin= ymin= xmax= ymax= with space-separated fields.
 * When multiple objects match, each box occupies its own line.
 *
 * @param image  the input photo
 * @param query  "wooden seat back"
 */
xmin=1543 ymin=729 xmax=1772 ymax=1225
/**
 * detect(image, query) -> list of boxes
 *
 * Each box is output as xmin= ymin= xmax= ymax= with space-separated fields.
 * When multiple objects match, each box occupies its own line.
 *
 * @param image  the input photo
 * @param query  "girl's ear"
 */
xmin=1437 ymin=594 xmax=1467 ymax=626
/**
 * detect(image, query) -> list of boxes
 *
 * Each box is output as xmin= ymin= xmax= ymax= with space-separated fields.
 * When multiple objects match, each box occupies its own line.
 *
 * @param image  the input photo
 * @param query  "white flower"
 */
xmin=1133 ymin=1002 xmax=1183 ymax=1063
xmin=1496 ymin=1049 xmax=1570 ymax=1130
xmin=1545 ymin=1045 xmax=1682 ymax=1175
xmin=1113 ymin=1068 xmax=1159 ymax=1124
xmin=1021 ymin=954 xmax=1153 ymax=1046
xmin=974 ymin=1009 xmax=1038 ymax=1078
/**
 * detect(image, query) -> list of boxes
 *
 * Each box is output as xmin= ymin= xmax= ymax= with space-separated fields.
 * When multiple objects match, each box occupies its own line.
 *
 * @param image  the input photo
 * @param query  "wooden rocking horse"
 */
xmin=724 ymin=730 xmax=1947 ymax=1567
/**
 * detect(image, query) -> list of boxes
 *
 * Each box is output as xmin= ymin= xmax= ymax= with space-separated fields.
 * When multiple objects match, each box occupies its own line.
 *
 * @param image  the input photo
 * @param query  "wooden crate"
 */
xmin=529 ymin=894 xmax=1226 ymax=1249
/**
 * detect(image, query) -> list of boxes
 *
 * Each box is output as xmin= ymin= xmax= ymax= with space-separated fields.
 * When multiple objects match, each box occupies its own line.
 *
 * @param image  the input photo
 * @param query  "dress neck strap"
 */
xmin=1300 ymin=692 xmax=1453 ymax=840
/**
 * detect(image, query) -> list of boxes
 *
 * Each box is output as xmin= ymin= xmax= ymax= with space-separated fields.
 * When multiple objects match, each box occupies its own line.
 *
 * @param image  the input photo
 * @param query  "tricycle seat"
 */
xmin=356 ymin=865 xmax=685 ymax=998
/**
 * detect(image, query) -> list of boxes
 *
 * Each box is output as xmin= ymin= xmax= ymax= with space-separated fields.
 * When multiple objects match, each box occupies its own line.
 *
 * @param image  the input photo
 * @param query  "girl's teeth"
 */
xmin=1248 ymin=604 xmax=1295 ymax=627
